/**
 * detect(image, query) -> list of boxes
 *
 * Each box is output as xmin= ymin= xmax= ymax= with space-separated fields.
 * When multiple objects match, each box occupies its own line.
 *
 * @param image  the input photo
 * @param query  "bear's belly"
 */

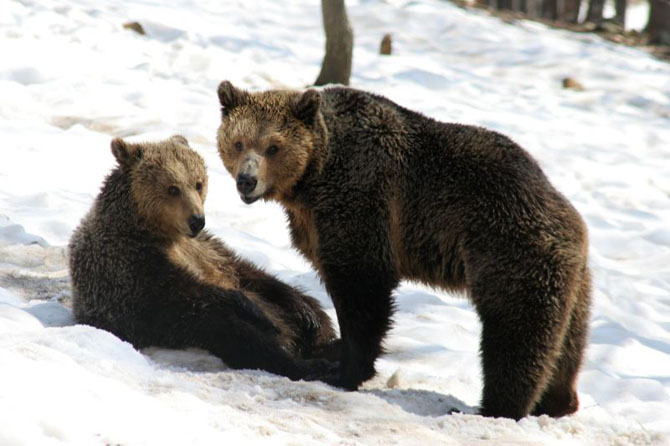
xmin=389 ymin=197 xmax=467 ymax=292
xmin=399 ymin=245 xmax=468 ymax=292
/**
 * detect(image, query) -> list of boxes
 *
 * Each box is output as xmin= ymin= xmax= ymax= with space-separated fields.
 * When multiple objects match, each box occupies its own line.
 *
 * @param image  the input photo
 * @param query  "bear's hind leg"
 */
xmin=473 ymin=266 xmax=579 ymax=420
xmin=532 ymin=268 xmax=591 ymax=417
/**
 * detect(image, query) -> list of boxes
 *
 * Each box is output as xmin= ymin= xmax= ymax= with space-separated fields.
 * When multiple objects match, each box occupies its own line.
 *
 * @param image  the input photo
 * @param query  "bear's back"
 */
xmin=316 ymin=87 xmax=584 ymax=273
xmin=68 ymin=169 xmax=157 ymax=335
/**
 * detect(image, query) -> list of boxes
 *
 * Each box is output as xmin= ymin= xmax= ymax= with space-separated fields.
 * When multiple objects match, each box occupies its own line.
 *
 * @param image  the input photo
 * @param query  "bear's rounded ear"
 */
xmin=170 ymin=134 xmax=189 ymax=146
xmin=217 ymin=81 xmax=248 ymax=118
xmin=111 ymin=138 xmax=142 ymax=168
xmin=294 ymin=89 xmax=321 ymax=126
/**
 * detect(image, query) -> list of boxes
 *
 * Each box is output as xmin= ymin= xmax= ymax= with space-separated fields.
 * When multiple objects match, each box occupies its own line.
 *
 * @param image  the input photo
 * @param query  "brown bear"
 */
xmin=215 ymin=82 xmax=592 ymax=420
xmin=68 ymin=135 xmax=339 ymax=380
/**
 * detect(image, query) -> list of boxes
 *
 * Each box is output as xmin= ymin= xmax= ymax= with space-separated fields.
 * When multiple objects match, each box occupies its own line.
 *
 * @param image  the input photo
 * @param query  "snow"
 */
xmin=1 ymin=0 xmax=669 ymax=444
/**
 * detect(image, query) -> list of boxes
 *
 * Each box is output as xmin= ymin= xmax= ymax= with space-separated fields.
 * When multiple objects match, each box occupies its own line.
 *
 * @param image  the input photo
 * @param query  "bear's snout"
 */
xmin=188 ymin=214 xmax=206 ymax=236
xmin=236 ymin=173 xmax=258 ymax=195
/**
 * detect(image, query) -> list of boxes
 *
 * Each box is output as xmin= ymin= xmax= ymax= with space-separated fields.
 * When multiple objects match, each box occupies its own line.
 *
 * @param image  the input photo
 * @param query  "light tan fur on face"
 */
xmin=217 ymin=91 xmax=314 ymax=202
xmin=128 ymin=136 xmax=208 ymax=239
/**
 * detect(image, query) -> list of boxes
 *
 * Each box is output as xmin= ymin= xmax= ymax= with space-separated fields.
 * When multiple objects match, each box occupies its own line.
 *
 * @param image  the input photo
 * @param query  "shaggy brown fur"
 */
xmin=69 ymin=135 xmax=339 ymax=380
xmin=215 ymin=82 xmax=591 ymax=420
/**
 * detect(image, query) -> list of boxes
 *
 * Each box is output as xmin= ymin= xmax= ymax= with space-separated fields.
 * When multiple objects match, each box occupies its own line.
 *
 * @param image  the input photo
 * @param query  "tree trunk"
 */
xmin=525 ymin=0 xmax=540 ymax=17
xmin=614 ymin=0 xmax=627 ymax=25
xmin=647 ymin=0 xmax=670 ymax=45
xmin=314 ymin=0 xmax=353 ymax=86
xmin=497 ymin=0 xmax=513 ymax=10
xmin=520 ymin=0 xmax=528 ymax=14
xmin=586 ymin=0 xmax=605 ymax=22
xmin=563 ymin=0 xmax=581 ymax=23
xmin=542 ymin=0 xmax=558 ymax=19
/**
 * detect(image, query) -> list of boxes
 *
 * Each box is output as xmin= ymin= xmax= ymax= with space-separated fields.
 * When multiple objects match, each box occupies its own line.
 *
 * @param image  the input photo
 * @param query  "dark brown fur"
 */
xmin=69 ymin=135 xmax=339 ymax=380
xmin=216 ymin=82 xmax=592 ymax=420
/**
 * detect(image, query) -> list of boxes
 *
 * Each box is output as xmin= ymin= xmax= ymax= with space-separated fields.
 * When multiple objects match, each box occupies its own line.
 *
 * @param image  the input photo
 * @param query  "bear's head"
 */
xmin=111 ymin=135 xmax=208 ymax=239
xmin=216 ymin=81 xmax=325 ymax=205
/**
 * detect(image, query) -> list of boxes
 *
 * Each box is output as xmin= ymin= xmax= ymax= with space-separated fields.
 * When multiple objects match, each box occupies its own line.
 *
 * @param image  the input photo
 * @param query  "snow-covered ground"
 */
xmin=622 ymin=1 xmax=649 ymax=30
xmin=1 ymin=0 xmax=669 ymax=444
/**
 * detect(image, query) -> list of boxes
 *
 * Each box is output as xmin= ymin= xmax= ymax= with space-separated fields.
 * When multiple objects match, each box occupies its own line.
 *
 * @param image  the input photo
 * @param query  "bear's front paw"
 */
xmin=325 ymin=358 xmax=375 ymax=391
xmin=297 ymin=358 xmax=340 ymax=382
xmin=309 ymin=362 xmax=363 ymax=391
xmin=322 ymin=373 xmax=360 ymax=391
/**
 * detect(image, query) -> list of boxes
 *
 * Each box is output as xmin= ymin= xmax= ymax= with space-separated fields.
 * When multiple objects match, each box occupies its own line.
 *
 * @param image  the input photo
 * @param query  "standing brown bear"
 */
xmin=69 ymin=135 xmax=339 ymax=380
xmin=215 ymin=82 xmax=591 ymax=420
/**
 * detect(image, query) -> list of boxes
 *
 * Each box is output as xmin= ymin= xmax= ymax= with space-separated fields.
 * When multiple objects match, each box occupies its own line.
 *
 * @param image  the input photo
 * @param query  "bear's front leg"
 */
xmin=319 ymin=257 xmax=398 ymax=390
xmin=309 ymin=194 xmax=400 ymax=389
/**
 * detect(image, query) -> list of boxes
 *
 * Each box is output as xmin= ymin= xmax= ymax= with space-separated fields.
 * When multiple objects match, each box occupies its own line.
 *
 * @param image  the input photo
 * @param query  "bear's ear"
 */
xmin=170 ymin=134 xmax=189 ymax=146
xmin=217 ymin=81 xmax=248 ymax=118
xmin=111 ymin=138 xmax=143 ymax=168
xmin=293 ymin=89 xmax=321 ymax=126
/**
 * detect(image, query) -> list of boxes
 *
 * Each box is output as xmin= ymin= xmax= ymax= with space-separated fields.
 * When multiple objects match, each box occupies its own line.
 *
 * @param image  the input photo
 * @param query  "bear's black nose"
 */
xmin=188 ymin=214 xmax=205 ymax=235
xmin=236 ymin=174 xmax=258 ymax=195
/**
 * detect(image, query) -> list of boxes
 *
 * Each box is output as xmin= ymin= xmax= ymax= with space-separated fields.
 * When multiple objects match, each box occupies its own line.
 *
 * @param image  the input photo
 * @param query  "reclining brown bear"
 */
xmin=69 ymin=135 xmax=339 ymax=380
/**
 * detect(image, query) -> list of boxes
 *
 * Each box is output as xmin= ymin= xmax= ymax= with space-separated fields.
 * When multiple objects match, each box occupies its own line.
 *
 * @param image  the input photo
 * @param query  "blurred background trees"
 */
xmin=312 ymin=0 xmax=668 ymax=87
xmin=484 ymin=0 xmax=670 ymax=45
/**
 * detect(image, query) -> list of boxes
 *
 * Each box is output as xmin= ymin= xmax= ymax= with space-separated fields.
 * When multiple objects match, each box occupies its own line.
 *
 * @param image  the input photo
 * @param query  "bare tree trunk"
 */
xmin=497 ymin=0 xmax=513 ymax=10
xmin=586 ymin=0 xmax=605 ymax=23
xmin=647 ymin=0 xmax=670 ymax=44
xmin=542 ymin=0 xmax=558 ymax=19
xmin=614 ymin=0 xmax=627 ymax=25
xmin=315 ymin=0 xmax=353 ymax=86
xmin=520 ymin=0 xmax=528 ymax=14
xmin=525 ymin=0 xmax=541 ymax=17
xmin=563 ymin=0 xmax=581 ymax=23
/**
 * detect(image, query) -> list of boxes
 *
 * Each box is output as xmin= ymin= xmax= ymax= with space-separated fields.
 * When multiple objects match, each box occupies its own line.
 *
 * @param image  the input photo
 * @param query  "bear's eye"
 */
xmin=168 ymin=186 xmax=180 ymax=196
xmin=266 ymin=145 xmax=279 ymax=156
xmin=195 ymin=182 xmax=203 ymax=191
xmin=234 ymin=141 xmax=243 ymax=152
